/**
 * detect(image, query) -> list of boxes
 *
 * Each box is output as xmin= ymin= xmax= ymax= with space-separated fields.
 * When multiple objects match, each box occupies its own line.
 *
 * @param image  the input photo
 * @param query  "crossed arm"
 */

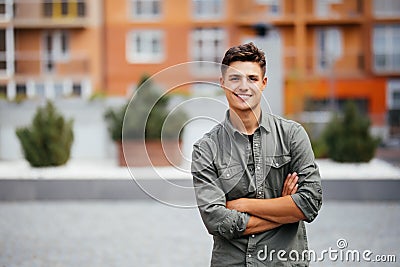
xmin=226 ymin=173 xmax=306 ymax=235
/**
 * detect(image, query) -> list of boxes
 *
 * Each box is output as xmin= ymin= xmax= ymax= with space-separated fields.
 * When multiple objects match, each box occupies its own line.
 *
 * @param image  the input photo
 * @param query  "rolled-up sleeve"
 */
xmin=289 ymin=124 xmax=323 ymax=223
xmin=191 ymin=139 xmax=250 ymax=240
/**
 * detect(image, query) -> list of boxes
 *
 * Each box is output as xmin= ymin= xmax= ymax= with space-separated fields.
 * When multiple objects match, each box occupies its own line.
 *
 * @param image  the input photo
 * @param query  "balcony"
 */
xmin=305 ymin=0 xmax=364 ymax=25
xmin=283 ymin=48 xmax=366 ymax=78
xmin=13 ymin=0 xmax=88 ymax=29
xmin=14 ymin=51 xmax=90 ymax=78
xmin=234 ymin=1 xmax=296 ymax=27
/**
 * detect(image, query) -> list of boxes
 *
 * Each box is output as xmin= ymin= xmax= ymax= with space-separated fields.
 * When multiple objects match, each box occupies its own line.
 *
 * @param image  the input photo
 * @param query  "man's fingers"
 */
xmin=288 ymin=175 xmax=298 ymax=193
xmin=282 ymin=173 xmax=291 ymax=193
xmin=290 ymin=183 xmax=298 ymax=195
xmin=282 ymin=173 xmax=299 ymax=196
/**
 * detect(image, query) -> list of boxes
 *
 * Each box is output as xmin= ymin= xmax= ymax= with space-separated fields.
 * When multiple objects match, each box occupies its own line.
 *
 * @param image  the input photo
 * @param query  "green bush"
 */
xmin=323 ymin=101 xmax=379 ymax=163
xmin=16 ymin=101 xmax=74 ymax=167
xmin=104 ymin=75 xmax=188 ymax=142
xmin=311 ymin=138 xmax=328 ymax=159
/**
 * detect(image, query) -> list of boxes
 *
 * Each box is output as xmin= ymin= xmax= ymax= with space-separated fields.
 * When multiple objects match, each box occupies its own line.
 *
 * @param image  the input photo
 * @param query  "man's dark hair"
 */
xmin=221 ymin=42 xmax=266 ymax=77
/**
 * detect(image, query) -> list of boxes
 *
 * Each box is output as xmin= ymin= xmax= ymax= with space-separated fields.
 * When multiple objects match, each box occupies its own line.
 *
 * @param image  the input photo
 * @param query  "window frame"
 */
xmin=0 ymin=0 xmax=13 ymax=21
xmin=373 ymin=0 xmax=400 ymax=18
xmin=192 ymin=0 xmax=224 ymax=20
xmin=42 ymin=30 xmax=70 ymax=74
xmin=315 ymin=27 xmax=343 ymax=73
xmin=190 ymin=27 xmax=227 ymax=75
xmin=373 ymin=25 xmax=400 ymax=74
xmin=126 ymin=29 xmax=165 ymax=64
xmin=129 ymin=0 xmax=162 ymax=21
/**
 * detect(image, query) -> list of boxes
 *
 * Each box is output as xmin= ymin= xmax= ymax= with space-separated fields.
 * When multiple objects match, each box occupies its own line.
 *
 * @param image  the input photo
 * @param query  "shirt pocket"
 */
xmin=218 ymin=164 xmax=248 ymax=200
xmin=264 ymin=155 xmax=291 ymax=198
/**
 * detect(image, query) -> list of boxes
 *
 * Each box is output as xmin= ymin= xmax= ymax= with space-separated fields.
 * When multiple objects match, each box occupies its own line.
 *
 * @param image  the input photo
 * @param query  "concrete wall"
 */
xmin=0 ymin=98 xmax=126 ymax=160
xmin=0 ymin=96 xmax=227 ymax=163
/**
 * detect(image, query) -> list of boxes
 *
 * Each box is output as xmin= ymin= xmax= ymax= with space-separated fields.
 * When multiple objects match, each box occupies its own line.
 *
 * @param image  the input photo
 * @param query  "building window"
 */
xmin=0 ymin=0 xmax=13 ymax=21
xmin=0 ymin=27 xmax=13 ymax=76
xmin=191 ymin=28 xmax=226 ymax=74
xmin=72 ymin=83 xmax=82 ymax=96
xmin=316 ymin=27 xmax=342 ymax=72
xmin=256 ymin=0 xmax=282 ymax=16
xmin=126 ymin=30 xmax=164 ymax=63
xmin=387 ymin=80 xmax=400 ymax=109
xmin=16 ymin=83 xmax=26 ymax=97
xmin=44 ymin=1 xmax=53 ymax=17
xmin=0 ymin=2 xmax=5 ymax=17
xmin=0 ymin=29 xmax=6 ymax=72
xmin=393 ymin=91 xmax=400 ymax=108
xmin=34 ymin=83 xmax=46 ymax=98
xmin=54 ymin=82 xmax=64 ymax=98
xmin=373 ymin=0 xmax=400 ymax=18
xmin=77 ymin=1 xmax=86 ymax=17
xmin=0 ymin=84 xmax=6 ymax=97
xmin=387 ymin=80 xmax=400 ymax=131
xmin=43 ymin=0 xmax=86 ymax=18
xmin=373 ymin=25 xmax=400 ymax=73
xmin=43 ymin=30 xmax=70 ymax=73
xmin=315 ymin=0 xmax=341 ymax=17
xmin=61 ymin=0 xmax=69 ymax=16
xmin=130 ymin=0 xmax=161 ymax=19
xmin=192 ymin=0 xmax=224 ymax=19
xmin=268 ymin=0 xmax=281 ymax=16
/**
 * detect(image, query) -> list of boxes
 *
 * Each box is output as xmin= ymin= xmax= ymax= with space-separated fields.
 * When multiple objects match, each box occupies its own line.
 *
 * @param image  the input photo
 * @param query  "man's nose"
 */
xmin=238 ymin=78 xmax=250 ymax=91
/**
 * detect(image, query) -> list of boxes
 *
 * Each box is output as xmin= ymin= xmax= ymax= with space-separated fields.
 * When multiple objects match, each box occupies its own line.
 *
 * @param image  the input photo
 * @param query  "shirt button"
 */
xmin=254 ymin=143 xmax=258 ymax=147
xmin=248 ymin=254 xmax=252 ymax=258
xmin=251 ymin=234 xmax=255 ymax=238
xmin=227 ymin=173 xmax=230 ymax=177
xmin=258 ymin=191 xmax=262 ymax=195
xmin=275 ymin=162 xmax=279 ymax=167
xmin=257 ymin=166 xmax=261 ymax=170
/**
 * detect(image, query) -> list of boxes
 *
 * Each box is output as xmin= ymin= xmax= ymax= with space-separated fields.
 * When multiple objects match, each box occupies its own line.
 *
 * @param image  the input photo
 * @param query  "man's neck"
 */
xmin=229 ymin=108 xmax=261 ymax=135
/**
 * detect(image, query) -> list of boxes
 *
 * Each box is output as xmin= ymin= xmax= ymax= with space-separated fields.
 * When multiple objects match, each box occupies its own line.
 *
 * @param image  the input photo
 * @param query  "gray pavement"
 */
xmin=0 ymin=201 xmax=399 ymax=267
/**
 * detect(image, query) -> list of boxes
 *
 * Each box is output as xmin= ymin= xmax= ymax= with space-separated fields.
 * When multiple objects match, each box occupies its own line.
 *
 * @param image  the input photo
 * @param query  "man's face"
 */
xmin=220 ymin=61 xmax=267 ymax=113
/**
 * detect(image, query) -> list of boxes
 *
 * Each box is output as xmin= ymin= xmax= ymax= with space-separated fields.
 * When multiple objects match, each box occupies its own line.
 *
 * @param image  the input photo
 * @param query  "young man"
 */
xmin=191 ymin=43 xmax=322 ymax=266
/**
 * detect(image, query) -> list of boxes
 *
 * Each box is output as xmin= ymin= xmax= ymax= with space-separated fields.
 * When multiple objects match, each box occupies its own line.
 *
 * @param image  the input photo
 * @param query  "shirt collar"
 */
xmin=222 ymin=109 xmax=271 ymax=137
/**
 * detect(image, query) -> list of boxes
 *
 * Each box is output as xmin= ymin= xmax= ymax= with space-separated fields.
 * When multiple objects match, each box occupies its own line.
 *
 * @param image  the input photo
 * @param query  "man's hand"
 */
xmin=226 ymin=172 xmax=305 ymax=227
xmin=227 ymin=173 xmax=298 ymax=212
xmin=282 ymin=172 xmax=298 ymax=196
xmin=226 ymin=198 xmax=246 ymax=212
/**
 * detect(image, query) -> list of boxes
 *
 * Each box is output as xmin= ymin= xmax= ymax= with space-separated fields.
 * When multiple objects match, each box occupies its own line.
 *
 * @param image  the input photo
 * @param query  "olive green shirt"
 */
xmin=191 ymin=111 xmax=322 ymax=267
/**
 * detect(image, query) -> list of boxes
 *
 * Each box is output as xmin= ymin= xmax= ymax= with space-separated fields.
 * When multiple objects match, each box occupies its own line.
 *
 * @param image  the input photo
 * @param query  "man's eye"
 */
xmin=249 ymin=77 xmax=258 ymax=82
xmin=230 ymin=77 xmax=239 ymax=81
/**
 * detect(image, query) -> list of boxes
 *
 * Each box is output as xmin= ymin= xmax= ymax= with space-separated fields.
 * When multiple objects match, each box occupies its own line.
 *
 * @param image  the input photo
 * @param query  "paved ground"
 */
xmin=0 ymin=200 xmax=399 ymax=267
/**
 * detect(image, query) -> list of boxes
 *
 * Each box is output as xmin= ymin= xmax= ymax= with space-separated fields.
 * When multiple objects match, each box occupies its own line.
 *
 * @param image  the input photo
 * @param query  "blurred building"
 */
xmin=1 ymin=0 xmax=399 ymax=137
xmin=104 ymin=0 xmax=400 ymax=137
xmin=0 ymin=0 xmax=103 ymax=100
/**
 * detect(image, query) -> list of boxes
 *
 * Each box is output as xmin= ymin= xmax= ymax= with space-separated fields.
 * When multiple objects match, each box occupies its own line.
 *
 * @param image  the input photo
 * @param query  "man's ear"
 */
xmin=220 ymin=76 xmax=225 ymax=90
xmin=261 ymin=76 xmax=267 ymax=91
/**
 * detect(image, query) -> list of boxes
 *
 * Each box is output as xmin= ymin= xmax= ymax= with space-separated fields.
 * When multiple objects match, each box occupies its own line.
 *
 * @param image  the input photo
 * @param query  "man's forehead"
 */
xmin=225 ymin=67 xmax=262 ymax=77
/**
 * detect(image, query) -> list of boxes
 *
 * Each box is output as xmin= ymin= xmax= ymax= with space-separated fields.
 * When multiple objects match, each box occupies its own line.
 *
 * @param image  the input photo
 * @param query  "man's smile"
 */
xmin=233 ymin=92 xmax=252 ymax=100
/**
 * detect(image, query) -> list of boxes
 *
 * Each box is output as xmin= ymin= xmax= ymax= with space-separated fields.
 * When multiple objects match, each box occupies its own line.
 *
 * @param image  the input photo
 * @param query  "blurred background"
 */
xmin=0 ymin=0 xmax=399 ymax=161
xmin=0 ymin=0 xmax=400 ymax=266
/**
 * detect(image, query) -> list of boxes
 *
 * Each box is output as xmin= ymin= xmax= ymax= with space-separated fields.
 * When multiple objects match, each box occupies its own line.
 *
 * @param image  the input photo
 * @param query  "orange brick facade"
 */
xmin=1 ymin=0 xmax=399 ymax=133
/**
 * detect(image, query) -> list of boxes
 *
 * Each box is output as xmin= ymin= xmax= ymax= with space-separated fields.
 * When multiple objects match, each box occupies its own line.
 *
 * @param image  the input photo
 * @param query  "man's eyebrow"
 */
xmin=227 ymin=73 xmax=260 ymax=78
xmin=248 ymin=74 xmax=260 ymax=78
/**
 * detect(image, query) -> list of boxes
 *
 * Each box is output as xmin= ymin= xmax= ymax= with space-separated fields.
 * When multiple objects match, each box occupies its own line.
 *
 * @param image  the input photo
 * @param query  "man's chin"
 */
xmin=230 ymin=104 xmax=254 ymax=112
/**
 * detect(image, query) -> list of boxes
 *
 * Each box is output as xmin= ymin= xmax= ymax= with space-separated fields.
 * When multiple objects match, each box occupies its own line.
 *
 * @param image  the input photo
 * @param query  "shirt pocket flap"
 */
xmin=219 ymin=165 xmax=243 ymax=179
xmin=266 ymin=155 xmax=291 ymax=168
